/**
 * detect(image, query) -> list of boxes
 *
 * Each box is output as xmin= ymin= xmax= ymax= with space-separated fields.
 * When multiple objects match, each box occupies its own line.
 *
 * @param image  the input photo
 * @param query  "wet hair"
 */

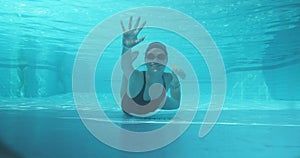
xmin=145 ymin=42 xmax=168 ymax=55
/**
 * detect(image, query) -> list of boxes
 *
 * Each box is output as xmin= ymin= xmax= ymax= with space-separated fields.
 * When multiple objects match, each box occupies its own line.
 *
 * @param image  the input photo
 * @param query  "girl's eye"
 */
xmin=146 ymin=53 xmax=166 ymax=60
xmin=146 ymin=53 xmax=155 ymax=60
xmin=158 ymin=54 xmax=166 ymax=60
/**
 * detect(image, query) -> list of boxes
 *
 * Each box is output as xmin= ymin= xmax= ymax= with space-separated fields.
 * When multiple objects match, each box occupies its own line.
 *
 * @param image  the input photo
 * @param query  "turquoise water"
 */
xmin=0 ymin=1 xmax=300 ymax=158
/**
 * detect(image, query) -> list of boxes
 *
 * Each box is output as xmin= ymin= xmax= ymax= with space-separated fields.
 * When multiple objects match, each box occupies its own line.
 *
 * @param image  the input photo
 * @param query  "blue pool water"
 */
xmin=0 ymin=1 xmax=300 ymax=158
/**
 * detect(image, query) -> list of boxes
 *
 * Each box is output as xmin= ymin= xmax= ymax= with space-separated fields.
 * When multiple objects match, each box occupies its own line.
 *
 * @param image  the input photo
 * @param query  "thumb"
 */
xmin=135 ymin=36 xmax=146 ymax=45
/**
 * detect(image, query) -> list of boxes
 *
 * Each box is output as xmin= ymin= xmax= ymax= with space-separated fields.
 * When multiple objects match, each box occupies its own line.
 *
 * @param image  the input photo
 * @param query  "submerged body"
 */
xmin=120 ymin=17 xmax=184 ymax=116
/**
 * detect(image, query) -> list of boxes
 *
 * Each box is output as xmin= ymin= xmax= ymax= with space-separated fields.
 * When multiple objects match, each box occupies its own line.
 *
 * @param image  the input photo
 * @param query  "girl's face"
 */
xmin=145 ymin=48 xmax=168 ymax=72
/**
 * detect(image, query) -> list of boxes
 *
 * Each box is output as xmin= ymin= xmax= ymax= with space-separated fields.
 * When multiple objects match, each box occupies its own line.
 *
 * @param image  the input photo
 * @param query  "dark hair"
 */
xmin=145 ymin=42 xmax=167 ymax=55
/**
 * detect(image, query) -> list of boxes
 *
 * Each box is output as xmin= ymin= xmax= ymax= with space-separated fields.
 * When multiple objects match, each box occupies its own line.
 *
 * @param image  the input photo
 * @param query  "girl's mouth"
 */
xmin=148 ymin=62 xmax=164 ymax=71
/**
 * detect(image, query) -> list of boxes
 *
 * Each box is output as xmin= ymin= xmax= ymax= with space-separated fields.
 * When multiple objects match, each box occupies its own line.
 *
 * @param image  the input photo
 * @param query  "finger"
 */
xmin=176 ymin=69 xmax=186 ymax=79
xmin=179 ymin=71 xmax=186 ymax=79
xmin=134 ymin=16 xmax=141 ymax=29
xmin=135 ymin=36 xmax=146 ymax=44
xmin=128 ymin=16 xmax=133 ymax=30
xmin=137 ymin=21 xmax=146 ymax=33
xmin=120 ymin=20 xmax=126 ymax=32
xmin=171 ymin=64 xmax=186 ymax=79
xmin=171 ymin=64 xmax=177 ymax=70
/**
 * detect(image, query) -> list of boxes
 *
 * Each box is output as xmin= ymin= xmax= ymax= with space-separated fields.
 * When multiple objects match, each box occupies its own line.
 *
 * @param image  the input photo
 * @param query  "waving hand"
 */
xmin=120 ymin=16 xmax=146 ymax=48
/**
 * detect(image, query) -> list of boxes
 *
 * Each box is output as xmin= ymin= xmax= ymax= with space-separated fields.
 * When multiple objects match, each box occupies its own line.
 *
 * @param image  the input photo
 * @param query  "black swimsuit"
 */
xmin=121 ymin=71 xmax=167 ymax=114
xmin=132 ymin=71 xmax=166 ymax=105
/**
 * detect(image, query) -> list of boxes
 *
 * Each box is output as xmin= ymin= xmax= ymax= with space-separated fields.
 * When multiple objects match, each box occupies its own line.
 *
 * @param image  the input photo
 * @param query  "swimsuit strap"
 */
xmin=132 ymin=71 xmax=167 ymax=105
xmin=132 ymin=71 xmax=148 ymax=105
xmin=162 ymin=73 xmax=166 ymax=88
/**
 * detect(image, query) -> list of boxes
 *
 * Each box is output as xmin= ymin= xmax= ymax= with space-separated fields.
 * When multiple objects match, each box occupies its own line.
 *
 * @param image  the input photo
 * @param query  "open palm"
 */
xmin=120 ymin=16 xmax=146 ymax=48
